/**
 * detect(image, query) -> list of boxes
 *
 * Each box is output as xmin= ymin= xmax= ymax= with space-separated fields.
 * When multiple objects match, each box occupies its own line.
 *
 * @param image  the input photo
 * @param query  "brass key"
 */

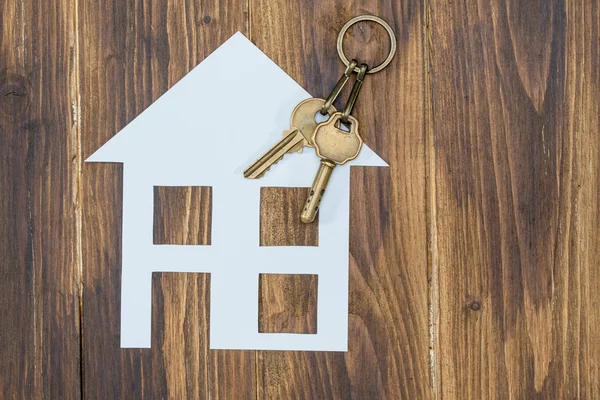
xmin=301 ymin=113 xmax=363 ymax=223
xmin=244 ymin=98 xmax=336 ymax=179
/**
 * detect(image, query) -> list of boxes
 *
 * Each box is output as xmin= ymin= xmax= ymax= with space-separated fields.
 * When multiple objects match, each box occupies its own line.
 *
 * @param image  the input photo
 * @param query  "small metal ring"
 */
xmin=336 ymin=15 xmax=397 ymax=74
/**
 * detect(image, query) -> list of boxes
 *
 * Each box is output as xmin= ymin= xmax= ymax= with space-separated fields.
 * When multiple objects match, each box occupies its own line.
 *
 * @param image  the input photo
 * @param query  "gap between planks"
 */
xmin=424 ymin=0 xmax=440 ymax=398
xmin=69 ymin=0 xmax=85 ymax=396
xmin=247 ymin=0 xmax=260 ymax=399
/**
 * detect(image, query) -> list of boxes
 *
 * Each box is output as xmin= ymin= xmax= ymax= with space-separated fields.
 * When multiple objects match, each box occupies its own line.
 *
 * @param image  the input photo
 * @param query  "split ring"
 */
xmin=336 ymin=15 xmax=397 ymax=74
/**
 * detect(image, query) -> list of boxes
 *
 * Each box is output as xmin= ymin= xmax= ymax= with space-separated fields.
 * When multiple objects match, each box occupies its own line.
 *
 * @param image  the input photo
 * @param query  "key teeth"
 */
xmin=254 ymin=154 xmax=285 ymax=179
xmin=245 ymin=128 xmax=305 ymax=179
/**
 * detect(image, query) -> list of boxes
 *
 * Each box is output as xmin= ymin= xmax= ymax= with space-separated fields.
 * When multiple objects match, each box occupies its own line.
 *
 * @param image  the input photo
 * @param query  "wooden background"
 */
xmin=1 ymin=0 xmax=599 ymax=398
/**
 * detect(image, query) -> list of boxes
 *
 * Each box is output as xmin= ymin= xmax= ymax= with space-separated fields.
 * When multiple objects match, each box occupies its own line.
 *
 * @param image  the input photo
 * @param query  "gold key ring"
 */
xmin=336 ymin=15 xmax=397 ymax=74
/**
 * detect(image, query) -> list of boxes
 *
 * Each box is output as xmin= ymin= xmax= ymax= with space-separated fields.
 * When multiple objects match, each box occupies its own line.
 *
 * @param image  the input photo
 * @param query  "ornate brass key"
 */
xmin=301 ymin=113 xmax=363 ymax=223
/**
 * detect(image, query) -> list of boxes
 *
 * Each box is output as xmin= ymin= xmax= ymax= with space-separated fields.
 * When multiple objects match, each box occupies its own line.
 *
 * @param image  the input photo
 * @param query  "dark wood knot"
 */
xmin=0 ymin=71 xmax=30 ymax=117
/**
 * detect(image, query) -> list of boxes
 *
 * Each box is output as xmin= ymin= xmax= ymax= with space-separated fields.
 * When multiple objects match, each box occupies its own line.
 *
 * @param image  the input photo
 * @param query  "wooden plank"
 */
xmin=153 ymin=186 xmax=212 ymax=245
xmin=79 ymin=0 xmax=255 ymax=397
xmin=252 ymin=1 xmax=432 ymax=398
xmin=259 ymin=273 xmax=318 ymax=334
xmin=152 ymin=272 xmax=210 ymax=399
xmin=0 ymin=0 xmax=81 ymax=398
xmin=260 ymin=187 xmax=318 ymax=246
xmin=430 ymin=0 xmax=600 ymax=397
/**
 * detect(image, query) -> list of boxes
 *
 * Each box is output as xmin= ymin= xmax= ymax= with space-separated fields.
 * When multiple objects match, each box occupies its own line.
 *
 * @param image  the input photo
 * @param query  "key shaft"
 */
xmin=300 ymin=159 xmax=336 ymax=223
xmin=244 ymin=130 xmax=306 ymax=179
xmin=301 ymin=113 xmax=362 ymax=223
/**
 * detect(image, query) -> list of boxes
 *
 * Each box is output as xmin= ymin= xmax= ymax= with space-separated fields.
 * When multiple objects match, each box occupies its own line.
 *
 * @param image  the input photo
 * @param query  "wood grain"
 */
xmin=260 ymin=187 xmax=318 ymax=246
xmin=259 ymin=273 xmax=318 ymax=334
xmin=79 ymin=0 xmax=255 ymax=398
xmin=258 ymin=187 xmax=319 ymax=340
xmin=152 ymin=272 xmax=210 ymax=399
xmin=252 ymin=0 xmax=432 ymax=398
xmin=0 ymin=0 xmax=81 ymax=398
xmin=154 ymin=186 xmax=212 ymax=245
xmin=430 ymin=0 xmax=600 ymax=397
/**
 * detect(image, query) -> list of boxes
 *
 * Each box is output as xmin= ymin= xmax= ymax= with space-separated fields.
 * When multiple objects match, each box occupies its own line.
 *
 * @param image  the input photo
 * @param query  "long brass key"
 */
xmin=244 ymin=98 xmax=336 ymax=179
xmin=301 ymin=113 xmax=363 ymax=223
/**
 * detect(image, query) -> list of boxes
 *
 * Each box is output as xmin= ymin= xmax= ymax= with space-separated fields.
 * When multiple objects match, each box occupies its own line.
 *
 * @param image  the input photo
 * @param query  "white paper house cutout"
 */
xmin=87 ymin=32 xmax=388 ymax=351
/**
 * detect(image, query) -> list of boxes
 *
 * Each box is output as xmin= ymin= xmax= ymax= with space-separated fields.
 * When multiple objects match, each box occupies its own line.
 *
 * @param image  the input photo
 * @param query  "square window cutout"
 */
xmin=153 ymin=186 xmax=212 ymax=245
xmin=260 ymin=187 xmax=318 ymax=246
xmin=259 ymin=273 xmax=317 ymax=334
